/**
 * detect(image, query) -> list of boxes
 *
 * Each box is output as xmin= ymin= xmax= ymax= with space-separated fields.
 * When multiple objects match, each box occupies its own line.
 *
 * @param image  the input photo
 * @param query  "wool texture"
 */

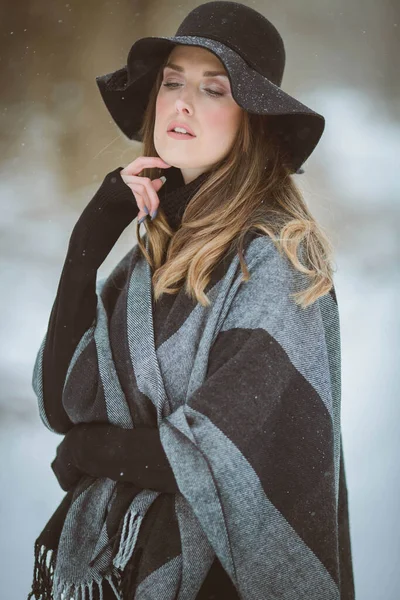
xmin=28 ymin=166 xmax=355 ymax=599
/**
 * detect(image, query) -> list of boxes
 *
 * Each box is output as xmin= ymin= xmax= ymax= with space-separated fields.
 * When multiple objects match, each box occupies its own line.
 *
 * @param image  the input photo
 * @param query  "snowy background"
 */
xmin=0 ymin=1 xmax=399 ymax=598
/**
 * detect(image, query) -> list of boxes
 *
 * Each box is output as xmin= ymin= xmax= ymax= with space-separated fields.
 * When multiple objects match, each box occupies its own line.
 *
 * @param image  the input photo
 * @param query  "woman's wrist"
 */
xmin=67 ymin=167 xmax=139 ymax=269
xmin=59 ymin=423 xmax=179 ymax=494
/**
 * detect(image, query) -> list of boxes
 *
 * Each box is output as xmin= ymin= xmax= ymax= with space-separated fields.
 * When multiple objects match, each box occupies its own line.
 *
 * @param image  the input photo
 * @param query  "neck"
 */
xmin=158 ymin=167 xmax=210 ymax=230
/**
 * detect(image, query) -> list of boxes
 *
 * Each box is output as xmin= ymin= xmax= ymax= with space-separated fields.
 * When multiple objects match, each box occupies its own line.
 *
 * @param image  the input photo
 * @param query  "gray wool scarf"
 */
xmin=31 ymin=232 xmax=353 ymax=599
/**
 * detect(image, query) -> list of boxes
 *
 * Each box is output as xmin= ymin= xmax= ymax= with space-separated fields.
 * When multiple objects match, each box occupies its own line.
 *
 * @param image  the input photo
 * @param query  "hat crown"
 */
xmin=175 ymin=1 xmax=286 ymax=86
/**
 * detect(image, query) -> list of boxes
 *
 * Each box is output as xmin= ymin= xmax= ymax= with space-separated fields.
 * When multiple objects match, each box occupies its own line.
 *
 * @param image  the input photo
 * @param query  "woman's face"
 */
xmin=154 ymin=45 xmax=243 ymax=184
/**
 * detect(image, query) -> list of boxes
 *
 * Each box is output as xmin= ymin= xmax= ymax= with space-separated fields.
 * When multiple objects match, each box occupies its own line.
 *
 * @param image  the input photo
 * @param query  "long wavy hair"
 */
xmin=134 ymin=53 xmax=335 ymax=309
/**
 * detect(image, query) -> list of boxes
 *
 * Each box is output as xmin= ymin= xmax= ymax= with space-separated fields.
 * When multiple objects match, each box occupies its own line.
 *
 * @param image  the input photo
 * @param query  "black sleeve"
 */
xmin=51 ymin=423 xmax=180 ymax=495
xmin=41 ymin=167 xmax=139 ymax=433
xmin=43 ymin=166 xmax=179 ymax=495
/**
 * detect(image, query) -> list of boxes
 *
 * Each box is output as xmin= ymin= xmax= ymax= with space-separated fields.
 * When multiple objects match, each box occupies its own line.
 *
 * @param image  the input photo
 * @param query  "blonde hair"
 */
xmin=135 ymin=54 xmax=335 ymax=309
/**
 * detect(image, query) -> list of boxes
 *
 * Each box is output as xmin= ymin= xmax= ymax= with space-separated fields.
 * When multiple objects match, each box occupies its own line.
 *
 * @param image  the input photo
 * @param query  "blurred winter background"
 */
xmin=0 ymin=0 xmax=399 ymax=598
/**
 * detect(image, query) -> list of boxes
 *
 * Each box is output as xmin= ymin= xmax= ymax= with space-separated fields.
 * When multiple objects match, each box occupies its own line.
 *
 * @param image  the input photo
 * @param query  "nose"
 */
xmin=176 ymin=102 xmax=191 ymax=114
xmin=174 ymin=89 xmax=194 ymax=114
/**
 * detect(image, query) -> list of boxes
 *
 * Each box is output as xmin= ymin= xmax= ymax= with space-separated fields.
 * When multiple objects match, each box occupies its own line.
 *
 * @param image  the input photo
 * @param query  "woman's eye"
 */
xmin=162 ymin=82 xmax=224 ymax=97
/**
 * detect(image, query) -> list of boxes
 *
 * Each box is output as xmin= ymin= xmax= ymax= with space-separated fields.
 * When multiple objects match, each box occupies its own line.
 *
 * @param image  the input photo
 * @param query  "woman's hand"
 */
xmin=120 ymin=156 xmax=172 ymax=222
xmin=51 ymin=422 xmax=180 ymax=494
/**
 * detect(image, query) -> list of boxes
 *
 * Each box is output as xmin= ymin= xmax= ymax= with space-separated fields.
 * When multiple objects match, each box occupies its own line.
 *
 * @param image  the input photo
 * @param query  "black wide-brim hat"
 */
xmin=96 ymin=1 xmax=325 ymax=174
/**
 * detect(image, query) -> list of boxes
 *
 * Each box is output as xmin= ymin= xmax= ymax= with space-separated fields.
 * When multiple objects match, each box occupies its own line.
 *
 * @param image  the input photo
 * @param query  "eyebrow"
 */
xmin=164 ymin=62 xmax=229 ymax=78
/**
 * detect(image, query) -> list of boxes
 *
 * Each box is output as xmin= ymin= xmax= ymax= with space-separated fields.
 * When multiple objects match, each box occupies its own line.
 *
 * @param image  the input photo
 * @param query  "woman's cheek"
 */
xmin=208 ymin=107 xmax=237 ymax=138
xmin=155 ymin=94 xmax=169 ymax=116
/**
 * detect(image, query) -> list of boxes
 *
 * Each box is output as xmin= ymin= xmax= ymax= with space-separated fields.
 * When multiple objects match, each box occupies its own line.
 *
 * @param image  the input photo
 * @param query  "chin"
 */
xmin=158 ymin=157 xmax=179 ymax=169
xmin=153 ymin=144 xmax=174 ymax=165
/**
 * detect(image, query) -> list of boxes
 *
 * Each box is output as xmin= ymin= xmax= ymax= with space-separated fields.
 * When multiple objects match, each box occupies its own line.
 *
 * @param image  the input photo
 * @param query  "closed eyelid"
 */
xmin=162 ymin=82 xmax=226 ymax=97
xmin=162 ymin=76 xmax=230 ymax=92
xmin=163 ymin=67 xmax=229 ymax=81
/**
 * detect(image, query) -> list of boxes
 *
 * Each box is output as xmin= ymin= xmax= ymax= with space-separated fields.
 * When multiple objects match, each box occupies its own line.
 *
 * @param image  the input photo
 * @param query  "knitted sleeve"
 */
xmin=34 ymin=167 xmax=138 ymax=434
xmin=34 ymin=168 xmax=184 ymax=496
xmin=51 ymin=422 xmax=180 ymax=494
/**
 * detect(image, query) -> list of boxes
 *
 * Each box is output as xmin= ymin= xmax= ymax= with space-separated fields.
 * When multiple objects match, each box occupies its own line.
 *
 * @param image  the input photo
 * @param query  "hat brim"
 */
xmin=96 ymin=35 xmax=325 ymax=173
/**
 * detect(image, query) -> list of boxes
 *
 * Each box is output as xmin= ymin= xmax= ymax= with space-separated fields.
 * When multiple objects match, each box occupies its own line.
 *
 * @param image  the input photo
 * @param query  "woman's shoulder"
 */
xmin=222 ymin=232 xmax=338 ymax=358
xmin=229 ymin=231 xmax=337 ymax=322
xmin=244 ymin=232 xmax=336 ymax=302
xmin=243 ymin=232 xmax=301 ymax=285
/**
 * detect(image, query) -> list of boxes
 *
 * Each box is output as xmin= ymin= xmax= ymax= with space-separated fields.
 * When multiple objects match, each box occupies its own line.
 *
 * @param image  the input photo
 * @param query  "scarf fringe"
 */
xmin=113 ymin=510 xmax=144 ymax=571
xmin=29 ymin=567 xmax=124 ymax=600
xmin=27 ymin=539 xmax=57 ymax=599
xmin=53 ymin=575 xmax=103 ymax=600
xmin=118 ymin=547 xmax=143 ymax=599
xmin=26 ymin=540 xmax=125 ymax=600
xmin=27 ymin=511 xmax=145 ymax=600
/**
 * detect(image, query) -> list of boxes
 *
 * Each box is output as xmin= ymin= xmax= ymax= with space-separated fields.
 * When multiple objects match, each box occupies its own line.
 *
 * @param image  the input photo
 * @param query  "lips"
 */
xmin=170 ymin=131 xmax=193 ymax=137
xmin=167 ymin=130 xmax=196 ymax=141
xmin=167 ymin=122 xmax=196 ymax=137
xmin=173 ymin=130 xmax=194 ymax=137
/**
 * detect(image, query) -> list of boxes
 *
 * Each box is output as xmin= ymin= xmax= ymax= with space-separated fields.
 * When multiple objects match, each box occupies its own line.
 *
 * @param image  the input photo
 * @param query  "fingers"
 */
xmin=120 ymin=156 xmax=171 ymax=178
xmin=120 ymin=156 xmax=172 ymax=223
xmin=123 ymin=176 xmax=161 ymax=219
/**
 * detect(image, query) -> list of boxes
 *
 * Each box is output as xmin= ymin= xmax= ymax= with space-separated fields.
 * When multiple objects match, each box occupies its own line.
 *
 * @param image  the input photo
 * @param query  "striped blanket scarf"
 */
xmin=29 ymin=230 xmax=354 ymax=599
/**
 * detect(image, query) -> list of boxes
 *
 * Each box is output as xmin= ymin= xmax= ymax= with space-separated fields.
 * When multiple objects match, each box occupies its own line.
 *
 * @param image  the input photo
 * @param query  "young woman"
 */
xmin=28 ymin=2 xmax=355 ymax=599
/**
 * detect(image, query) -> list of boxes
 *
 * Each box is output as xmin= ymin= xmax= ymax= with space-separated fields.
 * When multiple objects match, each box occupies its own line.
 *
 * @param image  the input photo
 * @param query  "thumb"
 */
xmin=151 ymin=175 xmax=167 ymax=192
